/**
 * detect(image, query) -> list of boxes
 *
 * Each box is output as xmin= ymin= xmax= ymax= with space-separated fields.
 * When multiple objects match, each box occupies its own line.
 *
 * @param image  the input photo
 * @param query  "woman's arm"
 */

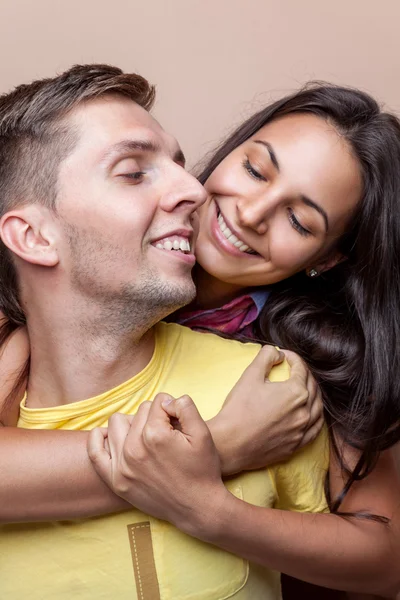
xmin=89 ymin=395 xmax=400 ymax=597
xmin=0 ymin=336 xmax=321 ymax=521
xmin=203 ymin=446 xmax=400 ymax=597
xmin=207 ymin=347 xmax=323 ymax=473
xmin=0 ymin=427 xmax=130 ymax=522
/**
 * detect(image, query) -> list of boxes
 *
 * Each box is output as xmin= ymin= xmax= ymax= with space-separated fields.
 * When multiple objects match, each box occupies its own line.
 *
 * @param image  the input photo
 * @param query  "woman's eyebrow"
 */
xmin=301 ymin=195 xmax=329 ymax=232
xmin=253 ymin=140 xmax=280 ymax=172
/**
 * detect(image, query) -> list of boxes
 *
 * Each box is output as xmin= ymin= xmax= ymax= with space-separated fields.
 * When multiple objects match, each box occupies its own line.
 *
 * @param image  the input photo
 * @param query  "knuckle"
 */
xmin=87 ymin=445 xmax=99 ymax=463
xmin=292 ymin=386 xmax=308 ymax=408
xmin=143 ymin=424 xmax=165 ymax=447
xmin=262 ymin=344 xmax=277 ymax=355
xmin=291 ymin=432 xmax=304 ymax=449
xmin=108 ymin=412 xmax=120 ymax=426
xmin=124 ymin=442 xmax=145 ymax=465
xmin=314 ymin=398 xmax=324 ymax=419
xmin=122 ymin=442 xmax=138 ymax=463
xmin=119 ymin=463 xmax=134 ymax=482
xmin=308 ymin=426 xmax=320 ymax=443
xmin=176 ymin=394 xmax=192 ymax=407
xmin=294 ymin=407 xmax=310 ymax=430
xmin=154 ymin=392 xmax=172 ymax=403
xmin=256 ymin=345 xmax=277 ymax=366
xmin=113 ymin=475 xmax=130 ymax=495
xmin=198 ymin=428 xmax=212 ymax=446
xmin=175 ymin=395 xmax=194 ymax=413
xmin=266 ymin=345 xmax=281 ymax=361
xmin=308 ymin=383 xmax=319 ymax=403
xmin=137 ymin=400 xmax=151 ymax=413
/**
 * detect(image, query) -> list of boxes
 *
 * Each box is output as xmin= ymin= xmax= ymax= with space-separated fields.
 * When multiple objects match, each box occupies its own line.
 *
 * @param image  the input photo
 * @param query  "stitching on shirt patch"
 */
xmin=127 ymin=521 xmax=161 ymax=600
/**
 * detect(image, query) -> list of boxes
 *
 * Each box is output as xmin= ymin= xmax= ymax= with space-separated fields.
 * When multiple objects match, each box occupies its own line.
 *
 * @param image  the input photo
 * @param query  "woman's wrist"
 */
xmin=180 ymin=484 xmax=234 ymax=543
xmin=206 ymin=416 xmax=242 ymax=476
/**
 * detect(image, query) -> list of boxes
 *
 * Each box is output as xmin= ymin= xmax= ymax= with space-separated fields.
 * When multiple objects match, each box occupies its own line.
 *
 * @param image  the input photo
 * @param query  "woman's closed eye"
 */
xmin=241 ymin=156 xmax=312 ymax=237
xmin=288 ymin=208 xmax=312 ymax=237
xmin=242 ymin=158 xmax=267 ymax=182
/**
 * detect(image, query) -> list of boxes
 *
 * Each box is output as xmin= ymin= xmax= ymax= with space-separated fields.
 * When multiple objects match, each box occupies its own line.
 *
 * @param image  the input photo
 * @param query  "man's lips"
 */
xmin=151 ymin=228 xmax=193 ymax=247
xmin=150 ymin=229 xmax=196 ymax=265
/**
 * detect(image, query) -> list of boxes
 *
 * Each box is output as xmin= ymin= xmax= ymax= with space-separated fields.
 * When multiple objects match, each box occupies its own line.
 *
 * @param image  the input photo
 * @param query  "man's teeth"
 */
xmin=155 ymin=238 xmax=191 ymax=252
xmin=217 ymin=212 xmax=256 ymax=254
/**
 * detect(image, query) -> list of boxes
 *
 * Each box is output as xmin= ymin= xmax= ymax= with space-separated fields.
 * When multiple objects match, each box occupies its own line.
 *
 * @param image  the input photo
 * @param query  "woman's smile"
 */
xmin=196 ymin=112 xmax=362 ymax=290
xmin=210 ymin=198 xmax=261 ymax=259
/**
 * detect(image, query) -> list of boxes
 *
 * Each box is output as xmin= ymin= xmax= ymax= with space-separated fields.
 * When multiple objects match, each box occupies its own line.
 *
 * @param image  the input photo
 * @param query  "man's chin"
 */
xmin=160 ymin=281 xmax=196 ymax=313
xmin=125 ymin=272 xmax=196 ymax=324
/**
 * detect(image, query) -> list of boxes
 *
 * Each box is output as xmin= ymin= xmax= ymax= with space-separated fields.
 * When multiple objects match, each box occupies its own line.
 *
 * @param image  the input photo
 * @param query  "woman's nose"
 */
xmin=236 ymin=196 xmax=270 ymax=235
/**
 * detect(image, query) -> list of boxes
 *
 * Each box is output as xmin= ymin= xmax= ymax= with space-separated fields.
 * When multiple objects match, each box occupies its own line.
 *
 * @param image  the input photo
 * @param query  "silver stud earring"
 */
xmin=308 ymin=268 xmax=318 ymax=278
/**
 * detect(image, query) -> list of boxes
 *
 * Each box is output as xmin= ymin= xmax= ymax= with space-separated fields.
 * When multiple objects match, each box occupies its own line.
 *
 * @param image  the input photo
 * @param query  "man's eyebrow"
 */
xmin=253 ymin=140 xmax=280 ymax=172
xmin=101 ymin=139 xmax=186 ymax=167
xmin=301 ymin=195 xmax=329 ymax=232
xmin=100 ymin=139 xmax=162 ymax=164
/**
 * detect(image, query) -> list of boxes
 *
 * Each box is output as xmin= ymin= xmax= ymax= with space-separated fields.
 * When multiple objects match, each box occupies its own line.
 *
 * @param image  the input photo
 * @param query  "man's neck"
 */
xmin=25 ymin=301 xmax=157 ymax=409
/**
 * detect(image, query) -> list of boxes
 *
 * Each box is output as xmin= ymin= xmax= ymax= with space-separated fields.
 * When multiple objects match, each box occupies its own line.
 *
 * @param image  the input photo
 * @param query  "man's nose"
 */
xmin=160 ymin=167 xmax=207 ymax=215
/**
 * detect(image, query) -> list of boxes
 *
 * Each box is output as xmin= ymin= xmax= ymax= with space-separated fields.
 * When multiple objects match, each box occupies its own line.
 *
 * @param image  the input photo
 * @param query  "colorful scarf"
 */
xmin=175 ymin=290 xmax=269 ymax=338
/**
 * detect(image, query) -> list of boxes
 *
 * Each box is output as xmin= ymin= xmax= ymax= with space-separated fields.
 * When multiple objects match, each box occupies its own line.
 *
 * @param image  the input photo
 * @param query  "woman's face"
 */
xmin=196 ymin=113 xmax=363 ymax=288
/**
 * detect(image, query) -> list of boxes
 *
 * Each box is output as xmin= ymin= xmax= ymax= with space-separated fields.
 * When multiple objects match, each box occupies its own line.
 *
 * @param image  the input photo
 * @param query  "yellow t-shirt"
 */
xmin=1 ymin=322 xmax=329 ymax=600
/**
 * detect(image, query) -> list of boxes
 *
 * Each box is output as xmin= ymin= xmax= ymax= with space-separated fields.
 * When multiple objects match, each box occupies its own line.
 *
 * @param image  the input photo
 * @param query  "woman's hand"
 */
xmin=88 ymin=394 xmax=229 ymax=535
xmin=207 ymin=345 xmax=324 ymax=475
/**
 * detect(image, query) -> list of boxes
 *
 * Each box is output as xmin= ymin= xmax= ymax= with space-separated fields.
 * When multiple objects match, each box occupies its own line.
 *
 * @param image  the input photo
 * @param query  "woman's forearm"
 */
xmin=0 ymin=416 xmax=300 ymax=521
xmin=190 ymin=444 xmax=400 ymax=596
xmin=193 ymin=495 xmax=400 ymax=597
xmin=88 ymin=400 xmax=400 ymax=597
xmin=0 ymin=427 xmax=128 ymax=522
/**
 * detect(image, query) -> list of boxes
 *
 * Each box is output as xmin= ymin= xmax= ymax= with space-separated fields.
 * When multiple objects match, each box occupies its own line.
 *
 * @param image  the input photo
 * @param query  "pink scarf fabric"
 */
xmin=174 ymin=290 xmax=269 ymax=338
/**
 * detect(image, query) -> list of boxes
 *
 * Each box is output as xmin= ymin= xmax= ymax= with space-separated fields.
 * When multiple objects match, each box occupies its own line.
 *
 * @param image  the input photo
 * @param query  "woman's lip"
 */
xmin=210 ymin=201 xmax=259 ymax=259
xmin=215 ymin=201 xmax=247 ymax=244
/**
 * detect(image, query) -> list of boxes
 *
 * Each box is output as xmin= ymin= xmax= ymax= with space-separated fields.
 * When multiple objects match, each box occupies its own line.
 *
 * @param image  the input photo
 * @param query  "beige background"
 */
xmin=0 ymin=0 xmax=399 ymax=167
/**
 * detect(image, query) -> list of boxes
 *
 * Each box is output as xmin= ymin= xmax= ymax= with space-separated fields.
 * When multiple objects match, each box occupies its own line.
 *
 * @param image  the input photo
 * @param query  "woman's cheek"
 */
xmin=270 ymin=233 xmax=309 ymax=274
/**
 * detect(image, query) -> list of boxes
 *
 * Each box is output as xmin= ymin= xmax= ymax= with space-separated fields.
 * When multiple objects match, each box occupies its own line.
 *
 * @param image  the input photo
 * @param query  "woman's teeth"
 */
xmin=155 ymin=238 xmax=191 ymax=252
xmin=217 ymin=212 xmax=256 ymax=254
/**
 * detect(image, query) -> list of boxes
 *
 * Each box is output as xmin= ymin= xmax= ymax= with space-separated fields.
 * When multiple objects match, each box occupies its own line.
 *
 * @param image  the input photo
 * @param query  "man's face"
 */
xmin=54 ymin=97 xmax=206 ymax=324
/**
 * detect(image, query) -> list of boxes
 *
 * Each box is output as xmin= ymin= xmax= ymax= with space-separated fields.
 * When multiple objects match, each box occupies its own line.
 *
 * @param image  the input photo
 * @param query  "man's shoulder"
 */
xmin=157 ymin=322 xmax=289 ymax=383
xmin=154 ymin=322 xmax=262 ymax=417
xmin=157 ymin=321 xmax=261 ymax=363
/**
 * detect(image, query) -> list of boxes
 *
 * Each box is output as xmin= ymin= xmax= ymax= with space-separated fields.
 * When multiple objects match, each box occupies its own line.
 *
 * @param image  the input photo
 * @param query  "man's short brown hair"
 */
xmin=0 ymin=64 xmax=155 ymax=324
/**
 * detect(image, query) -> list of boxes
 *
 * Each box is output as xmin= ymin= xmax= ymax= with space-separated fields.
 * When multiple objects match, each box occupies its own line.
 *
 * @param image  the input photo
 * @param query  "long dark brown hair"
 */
xmin=198 ymin=83 xmax=400 ymax=517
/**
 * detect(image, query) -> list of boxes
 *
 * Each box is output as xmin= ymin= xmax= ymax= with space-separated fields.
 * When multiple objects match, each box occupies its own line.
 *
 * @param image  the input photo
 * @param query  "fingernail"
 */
xmin=161 ymin=395 xmax=173 ymax=407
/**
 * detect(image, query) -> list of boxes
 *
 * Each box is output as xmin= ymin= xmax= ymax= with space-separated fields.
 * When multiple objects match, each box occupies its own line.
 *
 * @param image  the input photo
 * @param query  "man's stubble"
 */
xmin=64 ymin=222 xmax=196 ymax=338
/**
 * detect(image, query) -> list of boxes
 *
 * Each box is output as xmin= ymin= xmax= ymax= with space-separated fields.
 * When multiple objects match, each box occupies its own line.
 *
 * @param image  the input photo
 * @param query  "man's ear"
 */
xmin=313 ymin=251 xmax=347 ymax=275
xmin=0 ymin=205 xmax=59 ymax=267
